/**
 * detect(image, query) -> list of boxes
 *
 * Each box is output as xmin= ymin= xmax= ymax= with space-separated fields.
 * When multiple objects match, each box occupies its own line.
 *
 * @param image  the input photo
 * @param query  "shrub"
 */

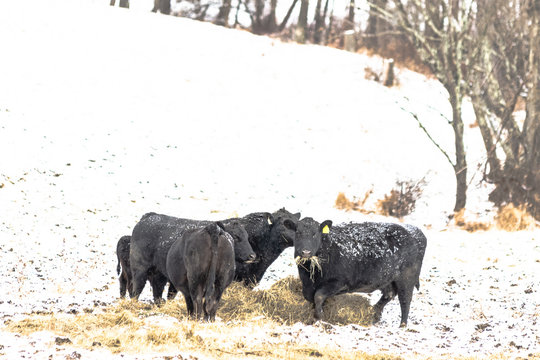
xmin=495 ymin=203 xmax=536 ymax=231
xmin=335 ymin=190 xmax=373 ymax=213
xmin=453 ymin=209 xmax=492 ymax=232
xmin=377 ymin=179 xmax=425 ymax=218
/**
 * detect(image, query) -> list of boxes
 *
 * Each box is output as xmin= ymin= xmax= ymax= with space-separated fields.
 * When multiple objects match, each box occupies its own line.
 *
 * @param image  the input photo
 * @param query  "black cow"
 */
xmin=235 ymin=208 xmax=300 ymax=286
xmin=116 ymin=235 xmax=133 ymax=298
xmin=166 ymin=222 xmax=236 ymax=320
xmin=130 ymin=213 xmax=256 ymax=303
xmin=115 ymin=235 xmax=177 ymax=299
xmin=294 ymin=218 xmax=427 ymax=327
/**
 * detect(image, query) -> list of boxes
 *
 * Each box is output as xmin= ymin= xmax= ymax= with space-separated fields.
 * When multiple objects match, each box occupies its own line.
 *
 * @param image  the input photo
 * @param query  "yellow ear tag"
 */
xmin=267 ymin=217 xmax=272 ymax=225
xmin=322 ymin=225 xmax=329 ymax=234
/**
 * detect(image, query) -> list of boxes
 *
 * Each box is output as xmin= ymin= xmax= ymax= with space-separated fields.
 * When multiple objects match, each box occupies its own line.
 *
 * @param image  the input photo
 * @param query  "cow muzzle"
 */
xmin=244 ymin=253 xmax=258 ymax=264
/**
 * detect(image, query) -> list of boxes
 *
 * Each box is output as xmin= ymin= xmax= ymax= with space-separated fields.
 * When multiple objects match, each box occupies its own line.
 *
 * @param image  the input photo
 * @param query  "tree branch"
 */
xmin=399 ymin=97 xmax=455 ymax=167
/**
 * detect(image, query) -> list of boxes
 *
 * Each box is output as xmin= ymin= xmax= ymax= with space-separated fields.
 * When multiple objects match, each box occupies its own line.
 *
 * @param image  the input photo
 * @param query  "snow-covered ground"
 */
xmin=0 ymin=1 xmax=538 ymax=359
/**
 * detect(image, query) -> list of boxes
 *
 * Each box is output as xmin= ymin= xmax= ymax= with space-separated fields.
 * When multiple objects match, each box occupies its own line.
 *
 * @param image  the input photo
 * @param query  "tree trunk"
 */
xmin=523 ymin=0 xmax=540 ymax=218
xmin=262 ymin=0 xmax=278 ymax=33
xmin=216 ymin=0 xmax=232 ymax=26
xmin=252 ymin=0 xmax=265 ymax=33
xmin=448 ymin=87 xmax=467 ymax=212
xmin=320 ymin=0 xmax=330 ymax=44
xmin=364 ymin=0 xmax=387 ymax=49
xmin=525 ymin=0 xmax=540 ymax=164
xmin=279 ymin=0 xmax=298 ymax=32
xmin=313 ymin=0 xmax=324 ymax=44
xmin=160 ymin=0 xmax=171 ymax=14
xmin=295 ymin=0 xmax=309 ymax=43
xmin=344 ymin=0 xmax=355 ymax=30
xmin=470 ymin=94 xmax=501 ymax=179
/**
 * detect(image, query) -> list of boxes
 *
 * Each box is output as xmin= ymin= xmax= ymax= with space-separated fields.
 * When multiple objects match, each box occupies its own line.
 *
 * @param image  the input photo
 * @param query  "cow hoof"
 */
xmin=399 ymin=322 xmax=407 ymax=328
xmin=372 ymin=314 xmax=382 ymax=325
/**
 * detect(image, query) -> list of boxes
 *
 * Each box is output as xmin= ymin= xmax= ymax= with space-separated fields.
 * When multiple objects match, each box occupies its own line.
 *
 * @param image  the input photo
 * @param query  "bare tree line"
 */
xmin=368 ymin=0 xmax=539 ymax=220
xmin=110 ymin=0 xmax=540 ymax=220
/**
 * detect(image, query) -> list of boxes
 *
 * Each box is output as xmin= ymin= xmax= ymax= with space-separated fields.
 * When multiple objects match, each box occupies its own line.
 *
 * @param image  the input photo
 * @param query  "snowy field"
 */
xmin=1 ymin=0 xmax=539 ymax=359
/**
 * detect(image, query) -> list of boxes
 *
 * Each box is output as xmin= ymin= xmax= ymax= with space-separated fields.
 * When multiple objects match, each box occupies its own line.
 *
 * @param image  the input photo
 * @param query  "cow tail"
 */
xmin=116 ymin=254 xmax=121 ymax=275
xmin=205 ymin=223 xmax=221 ymax=304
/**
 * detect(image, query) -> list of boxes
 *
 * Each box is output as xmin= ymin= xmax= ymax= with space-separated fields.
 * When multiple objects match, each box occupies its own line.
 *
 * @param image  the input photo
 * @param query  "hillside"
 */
xmin=0 ymin=1 xmax=538 ymax=359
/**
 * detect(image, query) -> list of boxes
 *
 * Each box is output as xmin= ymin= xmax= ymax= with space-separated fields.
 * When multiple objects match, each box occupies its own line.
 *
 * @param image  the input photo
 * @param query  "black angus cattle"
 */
xmin=116 ymin=235 xmax=133 ymax=298
xmin=235 ymin=208 xmax=300 ymax=285
xmin=293 ymin=218 xmax=427 ymax=327
xmin=167 ymin=222 xmax=236 ymax=321
xmin=129 ymin=209 xmax=300 ymax=302
xmin=130 ymin=213 xmax=255 ymax=303
xmin=115 ymin=235 xmax=177 ymax=299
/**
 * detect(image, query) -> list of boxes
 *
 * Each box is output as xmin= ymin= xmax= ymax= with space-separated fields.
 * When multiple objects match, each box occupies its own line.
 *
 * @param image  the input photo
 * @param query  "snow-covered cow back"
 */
xmin=294 ymin=218 xmax=427 ymax=327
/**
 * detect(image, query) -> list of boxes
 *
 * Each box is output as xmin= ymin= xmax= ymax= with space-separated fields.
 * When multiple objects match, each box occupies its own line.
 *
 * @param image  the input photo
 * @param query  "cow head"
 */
xmin=222 ymin=221 xmax=257 ymax=264
xmin=267 ymin=208 xmax=301 ymax=252
xmin=293 ymin=217 xmax=332 ymax=259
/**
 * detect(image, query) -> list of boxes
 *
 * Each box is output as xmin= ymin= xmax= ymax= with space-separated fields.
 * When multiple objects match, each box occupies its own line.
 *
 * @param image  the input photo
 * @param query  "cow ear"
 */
xmin=293 ymin=212 xmax=301 ymax=220
xmin=320 ymin=220 xmax=332 ymax=234
xmin=283 ymin=219 xmax=297 ymax=231
xmin=266 ymin=213 xmax=275 ymax=225
xmin=216 ymin=221 xmax=226 ymax=231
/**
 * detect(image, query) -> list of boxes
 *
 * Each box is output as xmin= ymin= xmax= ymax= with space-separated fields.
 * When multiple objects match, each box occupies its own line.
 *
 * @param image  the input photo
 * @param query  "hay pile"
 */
xmin=5 ymin=277 xmax=374 ymax=358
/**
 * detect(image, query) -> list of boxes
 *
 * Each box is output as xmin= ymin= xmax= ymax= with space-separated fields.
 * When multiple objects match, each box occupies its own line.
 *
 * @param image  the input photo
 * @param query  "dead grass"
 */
xmin=335 ymin=190 xmax=373 ymax=213
xmin=5 ymin=277 xmax=379 ymax=359
xmin=495 ymin=203 xmax=537 ymax=231
xmin=453 ymin=209 xmax=492 ymax=232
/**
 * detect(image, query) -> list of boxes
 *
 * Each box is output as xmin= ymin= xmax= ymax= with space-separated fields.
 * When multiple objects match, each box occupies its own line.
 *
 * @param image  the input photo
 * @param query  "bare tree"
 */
xmin=110 ymin=0 xmax=129 ymax=8
xmin=313 ymin=0 xmax=325 ymax=44
xmin=295 ymin=0 xmax=309 ymax=43
xmin=374 ymin=0 xmax=540 ymax=218
xmin=364 ymin=0 xmax=387 ymax=49
xmin=151 ymin=0 xmax=171 ymax=14
xmin=215 ymin=0 xmax=233 ymax=26
xmin=374 ymin=0 xmax=474 ymax=212
xmin=279 ymin=0 xmax=299 ymax=32
xmin=469 ymin=0 xmax=540 ymax=219
xmin=242 ymin=0 xmax=279 ymax=33
xmin=344 ymin=0 xmax=355 ymax=30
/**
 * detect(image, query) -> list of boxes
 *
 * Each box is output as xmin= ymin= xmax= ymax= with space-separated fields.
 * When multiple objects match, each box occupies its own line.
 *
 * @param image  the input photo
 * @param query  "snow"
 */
xmin=0 ymin=0 xmax=539 ymax=359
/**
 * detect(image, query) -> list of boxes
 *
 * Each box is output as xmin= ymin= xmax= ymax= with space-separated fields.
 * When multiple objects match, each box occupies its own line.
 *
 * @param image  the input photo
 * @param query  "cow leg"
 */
xmin=127 ymin=274 xmax=134 ymax=298
xmin=150 ymin=273 xmax=168 ymax=305
xmin=395 ymin=281 xmax=415 ymax=327
xmin=130 ymin=246 xmax=151 ymax=300
xmin=190 ymin=283 xmax=205 ymax=320
xmin=313 ymin=282 xmax=345 ymax=321
xmin=130 ymin=268 xmax=148 ymax=300
xmin=204 ymin=287 xmax=224 ymax=322
xmin=119 ymin=272 xmax=127 ymax=298
xmin=372 ymin=284 xmax=397 ymax=324
xmin=166 ymin=283 xmax=178 ymax=300
xmin=177 ymin=288 xmax=194 ymax=316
